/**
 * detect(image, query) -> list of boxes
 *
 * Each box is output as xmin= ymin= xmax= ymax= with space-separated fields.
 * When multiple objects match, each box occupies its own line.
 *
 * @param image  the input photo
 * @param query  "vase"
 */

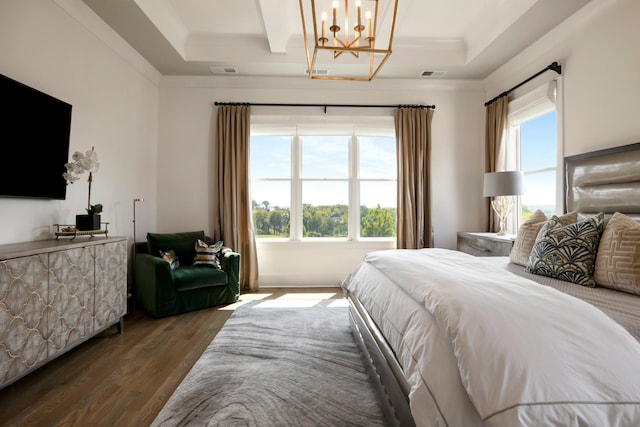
xmin=76 ymin=214 xmax=101 ymax=231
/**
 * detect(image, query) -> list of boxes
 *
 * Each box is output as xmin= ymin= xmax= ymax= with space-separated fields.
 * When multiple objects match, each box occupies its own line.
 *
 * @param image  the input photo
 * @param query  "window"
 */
xmin=250 ymin=135 xmax=292 ymax=238
xmin=250 ymin=124 xmax=396 ymax=240
xmin=519 ymin=111 xmax=557 ymax=218
xmin=302 ymin=135 xmax=349 ymax=238
xmin=358 ymin=136 xmax=397 ymax=237
xmin=506 ymin=80 xmax=559 ymax=229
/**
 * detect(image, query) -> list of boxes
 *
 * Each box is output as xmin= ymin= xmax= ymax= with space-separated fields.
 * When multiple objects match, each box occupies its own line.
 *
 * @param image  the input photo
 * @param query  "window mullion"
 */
xmin=349 ymin=134 xmax=359 ymax=241
xmin=513 ymin=125 xmax=522 ymax=232
xmin=291 ymin=134 xmax=302 ymax=241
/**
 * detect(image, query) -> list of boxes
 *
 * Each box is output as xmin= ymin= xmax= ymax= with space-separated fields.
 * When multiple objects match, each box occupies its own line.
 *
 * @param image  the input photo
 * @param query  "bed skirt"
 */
xmin=346 ymin=291 xmax=416 ymax=427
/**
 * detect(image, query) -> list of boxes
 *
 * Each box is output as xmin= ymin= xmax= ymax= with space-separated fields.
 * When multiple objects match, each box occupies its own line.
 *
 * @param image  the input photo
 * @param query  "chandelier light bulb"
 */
xmin=321 ymin=10 xmax=328 ymax=40
xmin=354 ymin=0 xmax=363 ymax=31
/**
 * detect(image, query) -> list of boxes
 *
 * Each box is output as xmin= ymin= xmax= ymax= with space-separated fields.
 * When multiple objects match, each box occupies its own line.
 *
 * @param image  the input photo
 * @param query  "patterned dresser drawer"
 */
xmin=0 ymin=236 xmax=127 ymax=390
xmin=457 ymin=232 xmax=515 ymax=257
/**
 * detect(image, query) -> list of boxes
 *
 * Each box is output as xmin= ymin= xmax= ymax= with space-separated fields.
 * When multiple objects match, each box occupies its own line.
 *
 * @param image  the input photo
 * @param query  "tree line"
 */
xmin=253 ymin=200 xmax=549 ymax=238
xmin=252 ymin=200 xmax=396 ymax=238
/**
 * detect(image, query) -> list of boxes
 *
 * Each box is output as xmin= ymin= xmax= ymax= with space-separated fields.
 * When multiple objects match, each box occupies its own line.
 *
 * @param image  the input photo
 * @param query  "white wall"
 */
xmin=485 ymin=0 xmax=640 ymax=157
xmin=158 ymin=77 xmax=485 ymax=286
xmin=0 ymin=0 xmax=159 ymax=248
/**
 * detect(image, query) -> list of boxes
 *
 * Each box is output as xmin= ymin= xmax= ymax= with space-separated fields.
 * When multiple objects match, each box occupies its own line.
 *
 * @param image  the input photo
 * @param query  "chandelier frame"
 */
xmin=299 ymin=0 xmax=399 ymax=81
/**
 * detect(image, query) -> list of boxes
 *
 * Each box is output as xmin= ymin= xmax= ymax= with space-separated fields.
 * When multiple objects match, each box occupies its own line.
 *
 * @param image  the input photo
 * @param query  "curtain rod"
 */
xmin=484 ymin=61 xmax=562 ymax=107
xmin=213 ymin=101 xmax=435 ymax=114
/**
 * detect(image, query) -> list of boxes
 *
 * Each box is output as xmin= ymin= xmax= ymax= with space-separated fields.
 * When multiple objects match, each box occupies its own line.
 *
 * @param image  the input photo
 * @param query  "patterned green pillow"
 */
xmin=526 ymin=212 xmax=605 ymax=286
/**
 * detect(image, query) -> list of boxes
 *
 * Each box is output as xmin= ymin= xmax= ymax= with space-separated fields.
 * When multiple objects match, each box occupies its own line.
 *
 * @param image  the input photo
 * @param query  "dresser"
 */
xmin=0 ymin=236 xmax=127 ymax=389
xmin=457 ymin=232 xmax=515 ymax=257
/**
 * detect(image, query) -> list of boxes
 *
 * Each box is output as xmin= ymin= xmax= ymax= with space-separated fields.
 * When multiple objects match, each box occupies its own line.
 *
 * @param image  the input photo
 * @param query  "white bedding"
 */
xmin=342 ymin=248 xmax=640 ymax=427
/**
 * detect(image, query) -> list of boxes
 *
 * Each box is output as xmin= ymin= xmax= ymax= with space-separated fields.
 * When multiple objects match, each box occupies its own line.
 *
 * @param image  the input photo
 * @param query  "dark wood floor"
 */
xmin=0 ymin=287 xmax=344 ymax=427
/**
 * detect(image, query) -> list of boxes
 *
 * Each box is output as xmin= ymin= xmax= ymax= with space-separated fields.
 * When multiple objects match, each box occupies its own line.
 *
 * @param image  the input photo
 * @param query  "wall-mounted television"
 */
xmin=0 ymin=73 xmax=72 ymax=200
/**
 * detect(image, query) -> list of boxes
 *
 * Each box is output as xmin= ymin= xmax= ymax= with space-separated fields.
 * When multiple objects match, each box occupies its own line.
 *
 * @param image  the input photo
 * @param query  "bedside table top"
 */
xmin=457 ymin=232 xmax=515 ymax=242
xmin=457 ymin=232 xmax=515 ymax=257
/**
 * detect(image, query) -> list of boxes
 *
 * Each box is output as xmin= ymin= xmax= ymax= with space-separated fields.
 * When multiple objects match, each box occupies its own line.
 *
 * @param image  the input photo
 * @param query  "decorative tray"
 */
xmin=53 ymin=223 xmax=110 ymax=239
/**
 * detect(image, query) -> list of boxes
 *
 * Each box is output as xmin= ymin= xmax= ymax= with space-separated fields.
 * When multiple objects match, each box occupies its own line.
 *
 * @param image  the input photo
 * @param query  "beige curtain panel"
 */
xmin=394 ymin=107 xmax=435 ymax=249
xmin=484 ymin=95 xmax=508 ymax=232
xmin=213 ymin=105 xmax=259 ymax=292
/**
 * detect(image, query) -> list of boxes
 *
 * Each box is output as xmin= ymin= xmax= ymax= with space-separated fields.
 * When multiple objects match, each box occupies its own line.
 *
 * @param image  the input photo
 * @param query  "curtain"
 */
xmin=394 ymin=107 xmax=435 ymax=249
xmin=213 ymin=105 xmax=259 ymax=292
xmin=484 ymin=95 xmax=508 ymax=232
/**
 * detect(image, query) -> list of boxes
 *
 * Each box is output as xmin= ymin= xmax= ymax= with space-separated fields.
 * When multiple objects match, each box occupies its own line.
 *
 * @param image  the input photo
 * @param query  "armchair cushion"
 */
xmin=173 ymin=266 xmax=228 ymax=291
xmin=147 ymin=230 xmax=205 ymax=266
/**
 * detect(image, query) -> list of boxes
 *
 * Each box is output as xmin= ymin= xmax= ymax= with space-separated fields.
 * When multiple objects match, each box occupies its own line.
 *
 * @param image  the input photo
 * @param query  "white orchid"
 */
xmin=63 ymin=147 xmax=100 ymax=212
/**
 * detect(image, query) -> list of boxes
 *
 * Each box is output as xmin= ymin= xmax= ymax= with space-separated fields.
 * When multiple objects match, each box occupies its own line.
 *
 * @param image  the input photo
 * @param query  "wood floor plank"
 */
xmin=0 ymin=287 xmax=342 ymax=427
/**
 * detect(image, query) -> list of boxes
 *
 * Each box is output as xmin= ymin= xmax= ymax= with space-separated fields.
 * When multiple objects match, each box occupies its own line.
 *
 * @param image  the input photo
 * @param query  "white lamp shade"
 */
xmin=483 ymin=171 xmax=525 ymax=197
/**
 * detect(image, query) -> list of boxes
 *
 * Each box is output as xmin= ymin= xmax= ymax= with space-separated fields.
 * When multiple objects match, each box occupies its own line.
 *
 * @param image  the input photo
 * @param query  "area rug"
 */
xmin=151 ymin=299 xmax=388 ymax=426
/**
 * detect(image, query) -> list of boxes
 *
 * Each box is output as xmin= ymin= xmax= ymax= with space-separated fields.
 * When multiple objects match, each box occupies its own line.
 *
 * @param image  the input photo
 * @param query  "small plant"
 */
xmin=86 ymin=203 xmax=103 ymax=215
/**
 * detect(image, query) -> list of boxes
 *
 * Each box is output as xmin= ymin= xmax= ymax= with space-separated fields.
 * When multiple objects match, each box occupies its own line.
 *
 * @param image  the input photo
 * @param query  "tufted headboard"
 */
xmin=564 ymin=142 xmax=640 ymax=221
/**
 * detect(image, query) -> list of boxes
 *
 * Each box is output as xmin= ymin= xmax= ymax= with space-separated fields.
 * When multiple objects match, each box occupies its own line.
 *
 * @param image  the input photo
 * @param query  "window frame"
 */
xmin=505 ymin=78 xmax=563 ymax=232
xmin=250 ymin=119 xmax=396 ymax=242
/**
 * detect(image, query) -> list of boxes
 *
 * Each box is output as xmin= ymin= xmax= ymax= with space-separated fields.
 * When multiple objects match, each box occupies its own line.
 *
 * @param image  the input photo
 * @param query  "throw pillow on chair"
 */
xmin=159 ymin=249 xmax=180 ymax=270
xmin=193 ymin=239 xmax=223 ymax=269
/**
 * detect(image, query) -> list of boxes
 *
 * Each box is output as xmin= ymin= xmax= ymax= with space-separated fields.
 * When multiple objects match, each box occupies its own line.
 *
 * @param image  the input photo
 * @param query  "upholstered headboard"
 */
xmin=564 ymin=142 xmax=640 ymax=220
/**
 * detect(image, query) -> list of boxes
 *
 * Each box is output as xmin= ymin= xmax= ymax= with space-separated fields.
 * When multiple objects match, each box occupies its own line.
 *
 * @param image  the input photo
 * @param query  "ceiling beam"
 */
xmin=257 ymin=0 xmax=288 ymax=53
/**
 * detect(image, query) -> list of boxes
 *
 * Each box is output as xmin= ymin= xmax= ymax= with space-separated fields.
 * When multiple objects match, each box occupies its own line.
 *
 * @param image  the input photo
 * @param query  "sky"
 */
xmin=519 ymin=110 xmax=557 ymax=209
xmin=250 ymin=135 xmax=396 ymax=208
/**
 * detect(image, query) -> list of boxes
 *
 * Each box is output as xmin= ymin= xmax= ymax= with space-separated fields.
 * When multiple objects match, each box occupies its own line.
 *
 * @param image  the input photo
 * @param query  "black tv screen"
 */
xmin=0 ymin=73 xmax=72 ymax=200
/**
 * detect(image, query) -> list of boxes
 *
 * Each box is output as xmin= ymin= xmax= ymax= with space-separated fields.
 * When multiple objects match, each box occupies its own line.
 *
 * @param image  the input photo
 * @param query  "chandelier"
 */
xmin=299 ymin=0 xmax=399 ymax=81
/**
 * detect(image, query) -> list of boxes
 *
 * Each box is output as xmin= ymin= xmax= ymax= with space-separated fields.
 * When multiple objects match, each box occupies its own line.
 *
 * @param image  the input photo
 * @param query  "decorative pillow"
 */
xmin=594 ymin=212 xmax=640 ymax=295
xmin=510 ymin=210 xmax=578 ymax=266
xmin=193 ymin=239 xmax=224 ymax=269
xmin=159 ymin=249 xmax=180 ymax=270
xmin=526 ymin=212 xmax=605 ymax=286
xmin=509 ymin=210 xmax=548 ymax=266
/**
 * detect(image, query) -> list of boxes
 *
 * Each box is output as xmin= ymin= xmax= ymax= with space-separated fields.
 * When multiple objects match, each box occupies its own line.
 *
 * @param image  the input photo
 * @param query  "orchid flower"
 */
xmin=63 ymin=147 xmax=100 ymax=212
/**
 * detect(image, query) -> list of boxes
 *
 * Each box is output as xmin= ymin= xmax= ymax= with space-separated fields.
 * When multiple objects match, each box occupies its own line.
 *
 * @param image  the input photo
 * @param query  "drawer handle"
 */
xmin=469 ymin=244 xmax=490 ymax=252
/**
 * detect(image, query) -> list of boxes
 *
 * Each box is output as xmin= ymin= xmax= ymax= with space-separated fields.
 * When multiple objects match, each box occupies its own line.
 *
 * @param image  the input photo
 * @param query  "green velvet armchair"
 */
xmin=134 ymin=230 xmax=240 ymax=318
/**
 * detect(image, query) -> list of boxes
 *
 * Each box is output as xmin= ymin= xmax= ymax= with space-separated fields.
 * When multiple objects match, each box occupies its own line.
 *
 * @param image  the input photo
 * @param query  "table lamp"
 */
xmin=483 ymin=171 xmax=524 ymax=236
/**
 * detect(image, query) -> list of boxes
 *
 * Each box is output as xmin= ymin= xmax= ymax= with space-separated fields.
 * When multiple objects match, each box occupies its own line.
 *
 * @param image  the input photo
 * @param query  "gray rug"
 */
xmin=151 ymin=299 xmax=388 ymax=427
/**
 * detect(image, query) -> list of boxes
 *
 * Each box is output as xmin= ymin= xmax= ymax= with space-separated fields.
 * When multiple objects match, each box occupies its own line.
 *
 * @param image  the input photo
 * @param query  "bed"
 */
xmin=342 ymin=142 xmax=640 ymax=427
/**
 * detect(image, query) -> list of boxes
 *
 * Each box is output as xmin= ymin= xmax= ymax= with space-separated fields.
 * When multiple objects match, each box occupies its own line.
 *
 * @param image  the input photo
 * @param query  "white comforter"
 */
xmin=342 ymin=248 xmax=640 ymax=427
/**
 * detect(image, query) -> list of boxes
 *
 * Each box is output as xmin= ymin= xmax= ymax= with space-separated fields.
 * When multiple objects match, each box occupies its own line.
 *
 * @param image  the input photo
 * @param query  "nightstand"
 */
xmin=457 ymin=232 xmax=515 ymax=257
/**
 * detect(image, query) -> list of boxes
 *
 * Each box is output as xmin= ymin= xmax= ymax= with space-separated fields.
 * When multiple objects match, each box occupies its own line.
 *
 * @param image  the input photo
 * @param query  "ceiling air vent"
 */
xmin=420 ymin=70 xmax=447 ymax=77
xmin=210 ymin=66 xmax=238 ymax=74
xmin=305 ymin=69 xmax=329 ymax=76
